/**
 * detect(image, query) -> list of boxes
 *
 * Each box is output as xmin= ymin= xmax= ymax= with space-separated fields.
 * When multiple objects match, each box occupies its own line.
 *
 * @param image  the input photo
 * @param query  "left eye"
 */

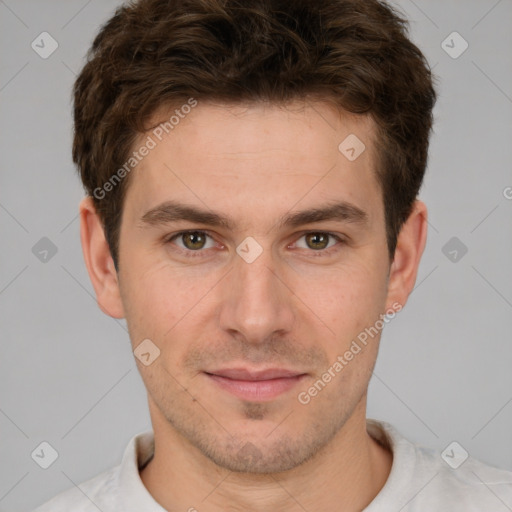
xmin=294 ymin=232 xmax=341 ymax=251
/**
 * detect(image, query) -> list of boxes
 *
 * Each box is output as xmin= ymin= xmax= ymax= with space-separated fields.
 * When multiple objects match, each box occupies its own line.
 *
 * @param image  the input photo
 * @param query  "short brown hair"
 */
xmin=73 ymin=0 xmax=437 ymax=270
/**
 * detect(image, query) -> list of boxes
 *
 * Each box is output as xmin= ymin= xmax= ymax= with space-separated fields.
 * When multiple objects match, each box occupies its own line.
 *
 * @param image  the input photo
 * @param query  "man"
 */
xmin=33 ymin=0 xmax=512 ymax=510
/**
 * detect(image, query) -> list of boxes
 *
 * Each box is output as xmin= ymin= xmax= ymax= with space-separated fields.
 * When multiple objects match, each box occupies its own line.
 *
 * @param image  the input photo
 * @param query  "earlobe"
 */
xmin=79 ymin=196 xmax=125 ymax=319
xmin=385 ymin=200 xmax=428 ymax=311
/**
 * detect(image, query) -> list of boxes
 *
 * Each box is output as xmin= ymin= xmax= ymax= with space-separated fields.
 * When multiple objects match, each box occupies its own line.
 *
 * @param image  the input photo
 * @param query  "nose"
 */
xmin=218 ymin=247 xmax=295 ymax=345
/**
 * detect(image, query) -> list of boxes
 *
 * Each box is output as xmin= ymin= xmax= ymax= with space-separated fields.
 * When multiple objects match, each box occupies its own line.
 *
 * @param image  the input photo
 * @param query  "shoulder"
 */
xmin=426 ymin=451 xmax=512 ymax=508
xmin=367 ymin=420 xmax=512 ymax=511
xmin=30 ymin=465 xmax=119 ymax=512
xmin=30 ymin=430 xmax=154 ymax=512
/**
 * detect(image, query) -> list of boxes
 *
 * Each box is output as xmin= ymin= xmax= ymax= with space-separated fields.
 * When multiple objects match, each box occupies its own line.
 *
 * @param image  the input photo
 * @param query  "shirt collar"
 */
xmin=118 ymin=429 xmax=166 ymax=511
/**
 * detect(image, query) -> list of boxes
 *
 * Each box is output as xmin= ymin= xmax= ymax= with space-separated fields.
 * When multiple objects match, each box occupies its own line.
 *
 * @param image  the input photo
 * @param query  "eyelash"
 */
xmin=164 ymin=230 xmax=345 ymax=258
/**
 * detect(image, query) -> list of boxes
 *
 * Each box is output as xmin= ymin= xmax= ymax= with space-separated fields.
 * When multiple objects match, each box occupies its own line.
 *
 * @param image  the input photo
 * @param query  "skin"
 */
xmin=80 ymin=100 xmax=427 ymax=511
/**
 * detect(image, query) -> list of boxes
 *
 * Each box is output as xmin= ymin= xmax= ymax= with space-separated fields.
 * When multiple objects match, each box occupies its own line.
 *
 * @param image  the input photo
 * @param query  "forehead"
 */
xmin=123 ymin=100 xmax=382 ymax=229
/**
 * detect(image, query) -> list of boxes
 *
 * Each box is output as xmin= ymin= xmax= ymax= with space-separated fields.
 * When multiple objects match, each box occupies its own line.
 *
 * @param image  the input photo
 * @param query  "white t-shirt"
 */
xmin=32 ymin=419 xmax=512 ymax=511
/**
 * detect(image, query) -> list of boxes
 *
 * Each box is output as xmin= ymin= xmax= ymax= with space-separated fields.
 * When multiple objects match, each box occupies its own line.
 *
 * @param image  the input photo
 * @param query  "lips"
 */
xmin=207 ymin=368 xmax=304 ymax=381
xmin=204 ymin=367 xmax=307 ymax=401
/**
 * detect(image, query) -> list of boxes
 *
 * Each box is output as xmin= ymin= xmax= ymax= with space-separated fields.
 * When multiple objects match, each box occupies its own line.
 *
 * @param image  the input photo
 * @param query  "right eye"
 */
xmin=165 ymin=230 xmax=218 ymax=257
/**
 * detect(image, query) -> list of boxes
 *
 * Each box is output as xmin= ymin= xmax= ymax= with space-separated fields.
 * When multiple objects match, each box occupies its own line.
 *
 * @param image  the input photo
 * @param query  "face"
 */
xmin=111 ymin=101 xmax=399 ymax=473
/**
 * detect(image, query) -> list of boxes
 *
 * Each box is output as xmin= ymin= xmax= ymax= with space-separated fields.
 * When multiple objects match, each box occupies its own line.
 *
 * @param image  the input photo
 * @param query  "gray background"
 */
xmin=1 ymin=0 xmax=511 ymax=510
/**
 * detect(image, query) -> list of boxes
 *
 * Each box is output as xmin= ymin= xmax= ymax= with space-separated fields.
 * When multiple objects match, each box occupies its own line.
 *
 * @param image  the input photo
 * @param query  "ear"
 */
xmin=79 ymin=196 xmax=125 ymax=319
xmin=385 ymin=200 xmax=428 ymax=311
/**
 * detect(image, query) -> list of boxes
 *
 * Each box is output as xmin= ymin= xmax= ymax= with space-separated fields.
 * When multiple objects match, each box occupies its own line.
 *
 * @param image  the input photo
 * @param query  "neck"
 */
xmin=140 ymin=397 xmax=393 ymax=511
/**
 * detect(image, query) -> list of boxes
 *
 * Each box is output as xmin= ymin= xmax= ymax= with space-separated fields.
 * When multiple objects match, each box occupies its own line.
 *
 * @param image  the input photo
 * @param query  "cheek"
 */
xmin=287 ymin=260 xmax=388 ymax=334
xmin=120 ymin=261 xmax=203 ymax=343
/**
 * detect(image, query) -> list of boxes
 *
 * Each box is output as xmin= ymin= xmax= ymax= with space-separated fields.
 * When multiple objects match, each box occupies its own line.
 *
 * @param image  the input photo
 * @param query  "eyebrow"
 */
xmin=138 ymin=199 xmax=369 ymax=231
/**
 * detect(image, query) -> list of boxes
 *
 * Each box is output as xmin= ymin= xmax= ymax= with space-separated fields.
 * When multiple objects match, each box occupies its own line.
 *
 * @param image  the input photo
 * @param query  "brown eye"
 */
xmin=165 ymin=230 xmax=218 ymax=258
xmin=305 ymin=232 xmax=330 ymax=250
xmin=293 ymin=232 xmax=343 ymax=254
xmin=181 ymin=231 xmax=207 ymax=250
